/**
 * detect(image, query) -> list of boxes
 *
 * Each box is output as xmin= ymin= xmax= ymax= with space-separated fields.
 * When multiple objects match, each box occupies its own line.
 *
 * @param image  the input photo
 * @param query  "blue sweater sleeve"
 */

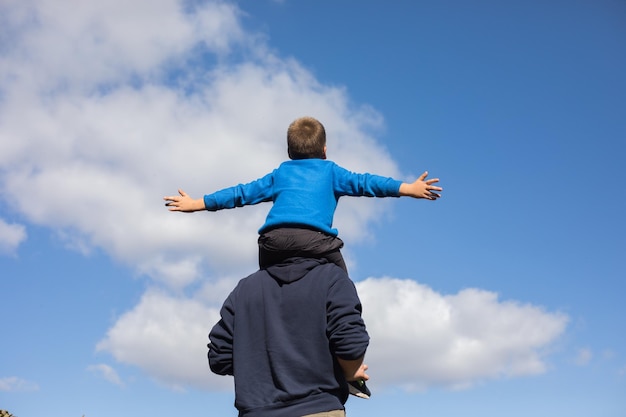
xmin=332 ymin=164 xmax=402 ymax=198
xmin=203 ymin=171 xmax=275 ymax=211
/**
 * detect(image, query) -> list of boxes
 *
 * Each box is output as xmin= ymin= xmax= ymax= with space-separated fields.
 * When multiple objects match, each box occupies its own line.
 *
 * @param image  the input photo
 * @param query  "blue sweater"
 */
xmin=208 ymin=258 xmax=369 ymax=417
xmin=203 ymin=159 xmax=402 ymax=236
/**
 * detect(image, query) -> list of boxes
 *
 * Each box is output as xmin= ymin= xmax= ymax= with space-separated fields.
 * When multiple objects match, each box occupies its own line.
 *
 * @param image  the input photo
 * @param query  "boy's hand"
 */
xmin=399 ymin=171 xmax=442 ymax=200
xmin=164 ymin=189 xmax=205 ymax=212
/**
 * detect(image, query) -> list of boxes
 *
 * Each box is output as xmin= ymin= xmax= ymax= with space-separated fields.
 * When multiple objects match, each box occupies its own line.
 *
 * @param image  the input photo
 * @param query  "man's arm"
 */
xmin=208 ymin=296 xmax=236 ymax=376
xmin=326 ymin=267 xmax=370 ymax=380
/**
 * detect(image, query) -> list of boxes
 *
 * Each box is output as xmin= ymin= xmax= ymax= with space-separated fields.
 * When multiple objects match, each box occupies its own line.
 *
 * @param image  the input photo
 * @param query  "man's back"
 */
xmin=208 ymin=258 xmax=369 ymax=417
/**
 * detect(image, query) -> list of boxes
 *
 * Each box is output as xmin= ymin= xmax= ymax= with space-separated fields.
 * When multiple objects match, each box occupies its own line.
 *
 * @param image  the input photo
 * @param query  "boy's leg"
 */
xmin=258 ymin=228 xmax=347 ymax=272
xmin=258 ymin=244 xmax=291 ymax=269
xmin=258 ymin=229 xmax=297 ymax=268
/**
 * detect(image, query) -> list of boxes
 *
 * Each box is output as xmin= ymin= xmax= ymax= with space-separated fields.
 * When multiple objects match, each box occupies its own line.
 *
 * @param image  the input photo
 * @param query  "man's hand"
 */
xmin=399 ymin=171 xmax=442 ymax=200
xmin=352 ymin=363 xmax=370 ymax=382
xmin=164 ymin=189 xmax=205 ymax=212
xmin=337 ymin=358 xmax=370 ymax=382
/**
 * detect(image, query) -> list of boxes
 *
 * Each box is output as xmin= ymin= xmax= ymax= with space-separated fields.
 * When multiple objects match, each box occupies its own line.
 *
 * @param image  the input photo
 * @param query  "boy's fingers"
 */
xmin=164 ymin=195 xmax=182 ymax=207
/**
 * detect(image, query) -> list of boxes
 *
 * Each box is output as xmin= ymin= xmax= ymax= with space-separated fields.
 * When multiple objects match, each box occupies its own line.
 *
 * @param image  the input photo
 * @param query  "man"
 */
xmin=208 ymin=257 xmax=370 ymax=417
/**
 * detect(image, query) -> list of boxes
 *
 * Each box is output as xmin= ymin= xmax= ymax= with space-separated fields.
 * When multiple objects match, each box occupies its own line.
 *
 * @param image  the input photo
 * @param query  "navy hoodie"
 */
xmin=208 ymin=258 xmax=369 ymax=417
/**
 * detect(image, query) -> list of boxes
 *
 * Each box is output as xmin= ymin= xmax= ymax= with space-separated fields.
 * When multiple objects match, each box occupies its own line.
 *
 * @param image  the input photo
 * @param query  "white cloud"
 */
xmin=0 ymin=0 xmax=244 ymax=93
xmin=96 ymin=289 xmax=229 ymax=391
xmin=574 ymin=348 xmax=593 ymax=366
xmin=87 ymin=364 xmax=125 ymax=387
xmin=0 ymin=219 xmax=27 ymax=255
xmin=357 ymin=278 xmax=569 ymax=391
xmin=601 ymin=349 xmax=615 ymax=360
xmin=0 ymin=376 xmax=39 ymax=392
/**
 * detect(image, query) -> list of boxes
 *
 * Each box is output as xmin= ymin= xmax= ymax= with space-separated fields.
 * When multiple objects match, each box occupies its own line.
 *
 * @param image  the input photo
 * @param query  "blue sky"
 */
xmin=1 ymin=0 xmax=624 ymax=416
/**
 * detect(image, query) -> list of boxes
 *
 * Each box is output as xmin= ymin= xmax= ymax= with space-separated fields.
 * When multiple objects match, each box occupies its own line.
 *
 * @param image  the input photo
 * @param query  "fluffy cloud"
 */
xmin=0 ymin=0 xmax=244 ymax=92
xmin=357 ymin=278 xmax=568 ymax=390
xmin=0 ymin=219 xmax=26 ymax=255
xmin=96 ymin=289 xmax=228 ymax=390
xmin=0 ymin=376 xmax=39 ymax=392
xmin=87 ymin=364 xmax=125 ymax=387
xmin=574 ymin=348 xmax=593 ymax=366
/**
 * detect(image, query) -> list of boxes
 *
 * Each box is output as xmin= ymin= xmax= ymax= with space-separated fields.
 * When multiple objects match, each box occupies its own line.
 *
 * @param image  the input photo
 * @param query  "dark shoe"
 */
xmin=348 ymin=379 xmax=371 ymax=399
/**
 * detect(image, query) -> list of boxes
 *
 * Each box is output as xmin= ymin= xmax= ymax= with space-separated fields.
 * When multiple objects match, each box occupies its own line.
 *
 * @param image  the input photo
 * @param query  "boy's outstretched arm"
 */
xmin=398 ymin=171 xmax=442 ymax=200
xmin=164 ymin=189 xmax=206 ymax=212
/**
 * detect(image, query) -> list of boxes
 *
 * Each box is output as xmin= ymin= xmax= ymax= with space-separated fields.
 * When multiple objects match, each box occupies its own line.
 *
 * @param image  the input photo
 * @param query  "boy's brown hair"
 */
xmin=287 ymin=117 xmax=326 ymax=160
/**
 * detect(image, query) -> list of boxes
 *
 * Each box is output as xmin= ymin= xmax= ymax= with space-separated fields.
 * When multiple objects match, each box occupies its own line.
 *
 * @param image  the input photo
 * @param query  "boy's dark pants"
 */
xmin=258 ymin=228 xmax=347 ymax=272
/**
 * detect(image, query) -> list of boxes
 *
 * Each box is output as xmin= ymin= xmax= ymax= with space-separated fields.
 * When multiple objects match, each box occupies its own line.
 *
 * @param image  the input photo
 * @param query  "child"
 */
xmin=164 ymin=116 xmax=442 ymax=273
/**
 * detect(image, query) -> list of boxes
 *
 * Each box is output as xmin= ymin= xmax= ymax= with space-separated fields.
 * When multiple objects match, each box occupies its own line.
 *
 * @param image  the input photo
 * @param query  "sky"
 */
xmin=1 ymin=0 xmax=625 ymax=416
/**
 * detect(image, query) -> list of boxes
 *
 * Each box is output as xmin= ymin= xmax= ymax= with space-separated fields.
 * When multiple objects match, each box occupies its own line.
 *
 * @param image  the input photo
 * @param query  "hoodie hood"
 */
xmin=265 ymin=257 xmax=328 ymax=284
